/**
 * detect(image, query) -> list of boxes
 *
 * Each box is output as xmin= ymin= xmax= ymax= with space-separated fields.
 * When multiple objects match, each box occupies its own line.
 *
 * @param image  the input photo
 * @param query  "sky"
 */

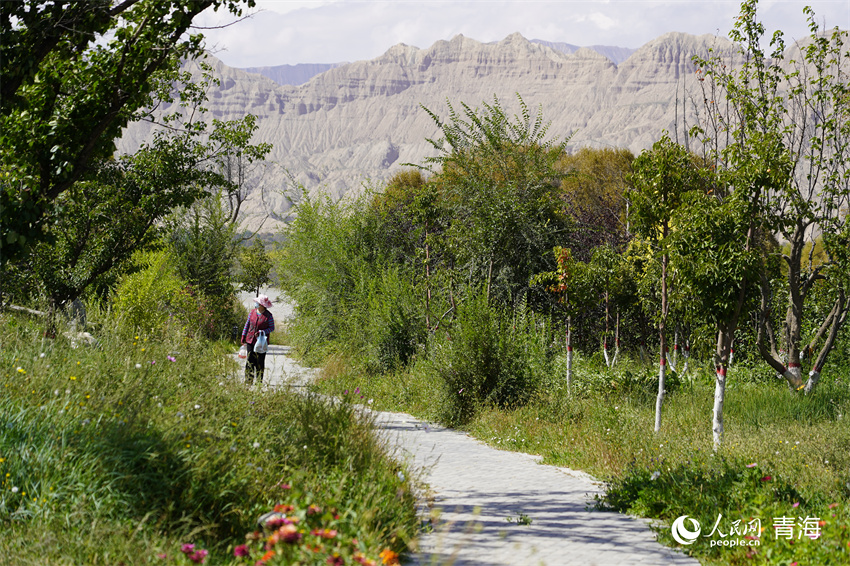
xmin=193 ymin=0 xmax=850 ymax=68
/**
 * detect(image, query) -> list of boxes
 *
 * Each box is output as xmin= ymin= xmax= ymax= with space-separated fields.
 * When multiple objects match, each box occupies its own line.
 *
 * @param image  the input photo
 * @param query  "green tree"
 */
xmin=421 ymin=94 xmax=574 ymax=308
xmin=670 ymin=188 xmax=762 ymax=449
xmin=690 ymin=0 xmax=850 ymax=393
xmin=237 ymin=238 xmax=273 ymax=297
xmin=629 ymin=134 xmax=708 ymax=432
xmin=557 ymin=147 xmax=634 ymax=242
xmin=0 ymin=0 xmax=254 ymax=262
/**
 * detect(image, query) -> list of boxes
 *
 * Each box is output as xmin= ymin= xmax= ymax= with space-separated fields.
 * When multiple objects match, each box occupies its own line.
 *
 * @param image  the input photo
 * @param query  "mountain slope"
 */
xmin=118 ymin=31 xmax=733 ymax=232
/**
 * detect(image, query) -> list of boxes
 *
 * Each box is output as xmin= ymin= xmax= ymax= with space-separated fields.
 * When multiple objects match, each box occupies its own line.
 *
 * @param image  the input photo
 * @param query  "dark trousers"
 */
xmin=245 ymin=340 xmax=266 ymax=384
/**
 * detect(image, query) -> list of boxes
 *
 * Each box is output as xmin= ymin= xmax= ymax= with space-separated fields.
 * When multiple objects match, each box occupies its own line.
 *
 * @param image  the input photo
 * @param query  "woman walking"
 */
xmin=241 ymin=294 xmax=275 ymax=384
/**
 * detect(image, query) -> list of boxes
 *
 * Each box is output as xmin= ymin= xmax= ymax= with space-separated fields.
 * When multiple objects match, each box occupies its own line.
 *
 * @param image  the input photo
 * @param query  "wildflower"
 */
xmin=307 ymin=504 xmax=322 ymax=515
xmin=760 ymin=476 xmax=772 ymax=482
xmin=379 ymin=549 xmax=400 ymax=565
xmin=279 ymin=483 xmax=291 ymax=490
xmin=271 ymin=523 xmax=301 ymax=544
xmin=311 ymin=528 xmax=338 ymax=539
xmin=829 ymin=502 xmax=839 ymax=509
xmin=233 ymin=544 xmax=249 ymax=557
xmin=150 ymin=360 xmax=156 ymax=365
xmin=327 ymin=554 xmax=344 ymax=566
xmin=135 ymin=364 xmax=142 ymax=369
xmin=11 ymin=486 xmax=19 ymax=493
xmin=16 ymin=367 xmax=25 ymax=374
xmin=650 ymin=471 xmax=661 ymax=481
xmin=39 ymin=353 xmax=46 ymax=358
xmin=792 ymin=502 xmax=800 ymax=508
xmin=181 ymin=543 xmax=195 ymax=554
xmin=354 ymin=387 xmax=360 ymax=394
xmin=260 ymin=549 xmax=275 ymax=562
xmin=273 ymin=504 xmax=294 ymax=513
xmin=194 ymin=404 xmax=200 ymax=410
xmin=746 ymin=463 xmax=757 ymax=468
xmin=253 ymin=441 xmax=260 ymax=449
xmin=167 ymin=356 xmax=176 ymax=362
xmin=156 ymin=553 xmax=167 ymax=560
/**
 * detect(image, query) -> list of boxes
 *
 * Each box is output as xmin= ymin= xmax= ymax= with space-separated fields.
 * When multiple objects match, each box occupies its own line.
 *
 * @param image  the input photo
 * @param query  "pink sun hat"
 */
xmin=254 ymin=294 xmax=273 ymax=308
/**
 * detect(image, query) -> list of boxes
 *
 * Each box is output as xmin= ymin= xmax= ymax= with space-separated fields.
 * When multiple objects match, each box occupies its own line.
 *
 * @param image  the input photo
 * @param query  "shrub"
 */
xmin=420 ymin=289 xmax=552 ymax=426
xmin=112 ymin=249 xmax=195 ymax=336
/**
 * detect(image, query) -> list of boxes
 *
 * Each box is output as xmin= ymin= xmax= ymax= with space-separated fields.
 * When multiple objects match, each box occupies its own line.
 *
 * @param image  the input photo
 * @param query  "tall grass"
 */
xmin=0 ymin=308 xmax=417 ymax=565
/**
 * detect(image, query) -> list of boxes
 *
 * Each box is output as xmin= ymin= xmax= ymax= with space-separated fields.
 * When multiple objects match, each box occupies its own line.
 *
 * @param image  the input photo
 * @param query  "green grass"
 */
xmin=0 ymin=311 xmax=417 ymax=565
xmin=313 ymin=350 xmax=850 ymax=565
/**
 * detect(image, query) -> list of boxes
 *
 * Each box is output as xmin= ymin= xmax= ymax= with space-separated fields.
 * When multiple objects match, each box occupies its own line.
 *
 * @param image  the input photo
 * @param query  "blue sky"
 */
xmin=194 ymin=0 xmax=850 ymax=68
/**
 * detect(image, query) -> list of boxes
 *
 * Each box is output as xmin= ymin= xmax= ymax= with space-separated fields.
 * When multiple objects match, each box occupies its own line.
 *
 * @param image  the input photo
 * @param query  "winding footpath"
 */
xmin=239 ymin=291 xmax=699 ymax=566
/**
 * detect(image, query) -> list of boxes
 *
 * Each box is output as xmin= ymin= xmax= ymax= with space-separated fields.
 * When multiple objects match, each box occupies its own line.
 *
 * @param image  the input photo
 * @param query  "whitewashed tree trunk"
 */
xmin=655 ymin=345 xmax=666 ymax=433
xmin=565 ymin=318 xmax=573 ymax=396
xmin=713 ymin=366 xmax=727 ymax=450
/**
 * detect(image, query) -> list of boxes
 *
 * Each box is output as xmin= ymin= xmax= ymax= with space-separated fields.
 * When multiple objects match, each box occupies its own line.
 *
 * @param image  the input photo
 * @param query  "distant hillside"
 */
xmin=531 ymin=40 xmax=635 ymax=64
xmin=241 ymin=62 xmax=345 ymax=85
xmin=119 ymin=31 xmax=736 ymax=234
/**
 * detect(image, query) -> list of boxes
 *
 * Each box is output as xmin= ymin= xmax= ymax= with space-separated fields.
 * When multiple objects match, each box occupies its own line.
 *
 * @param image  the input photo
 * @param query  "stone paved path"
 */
xmin=239 ymin=291 xmax=699 ymax=566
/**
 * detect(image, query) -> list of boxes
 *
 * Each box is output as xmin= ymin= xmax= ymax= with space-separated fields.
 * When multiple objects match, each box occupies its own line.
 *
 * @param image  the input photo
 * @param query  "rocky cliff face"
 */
xmin=118 ymin=31 xmax=734 ymax=233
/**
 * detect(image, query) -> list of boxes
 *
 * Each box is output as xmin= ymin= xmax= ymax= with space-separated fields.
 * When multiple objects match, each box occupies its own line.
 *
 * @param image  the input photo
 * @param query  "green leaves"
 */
xmin=0 ymin=0 xmax=256 ymax=263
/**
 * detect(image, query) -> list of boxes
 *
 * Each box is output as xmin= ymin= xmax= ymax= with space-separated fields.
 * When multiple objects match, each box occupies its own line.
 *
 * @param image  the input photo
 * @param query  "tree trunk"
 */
xmin=712 ymin=327 xmax=733 ymax=451
xmin=565 ymin=317 xmax=573 ymax=396
xmin=654 ymin=238 xmax=669 ymax=433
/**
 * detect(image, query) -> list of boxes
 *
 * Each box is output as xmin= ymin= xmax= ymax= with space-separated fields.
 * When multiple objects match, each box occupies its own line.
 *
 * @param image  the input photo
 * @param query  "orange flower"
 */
xmin=273 ymin=504 xmax=294 ymax=513
xmin=261 ymin=549 xmax=275 ymax=561
xmin=379 ymin=549 xmax=399 ymax=565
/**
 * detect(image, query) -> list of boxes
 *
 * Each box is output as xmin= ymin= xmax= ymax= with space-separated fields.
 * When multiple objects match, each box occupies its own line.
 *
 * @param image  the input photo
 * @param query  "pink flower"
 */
xmin=761 ymin=475 xmax=772 ymax=482
xmin=168 ymin=356 xmax=177 ymax=362
xmin=181 ymin=543 xmax=195 ymax=555
xmin=828 ymin=502 xmax=839 ymax=509
xmin=190 ymin=549 xmax=208 ymax=564
xmin=746 ymin=462 xmax=757 ymax=468
xmin=792 ymin=502 xmax=800 ymax=508
xmin=234 ymin=544 xmax=250 ymax=557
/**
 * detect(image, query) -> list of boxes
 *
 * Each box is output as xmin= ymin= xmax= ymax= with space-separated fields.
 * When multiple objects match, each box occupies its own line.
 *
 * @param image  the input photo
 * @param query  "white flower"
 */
xmin=194 ymin=404 xmax=200 ymax=410
xmin=397 ymin=471 xmax=405 ymax=482
xmin=252 ymin=441 xmax=260 ymax=449
xmin=650 ymin=471 xmax=661 ymax=481
xmin=39 ymin=353 xmax=46 ymax=358
xmin=11 ymin=487 xmax=18 ymax=493
xmin=135 ymin=363 xmax=142 ymax=369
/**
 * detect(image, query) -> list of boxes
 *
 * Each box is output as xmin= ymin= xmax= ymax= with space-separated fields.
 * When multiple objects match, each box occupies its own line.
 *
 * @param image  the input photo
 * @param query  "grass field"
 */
xmin=315 ymin=350 xmax=850 ymax=565
xmin=0 ymin=310 xmax=418 ymax=566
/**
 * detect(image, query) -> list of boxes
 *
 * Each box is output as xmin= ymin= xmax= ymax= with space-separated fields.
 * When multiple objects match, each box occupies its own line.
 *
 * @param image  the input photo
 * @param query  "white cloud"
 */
xmin=195 ymin=0 xmax=850 ymax=68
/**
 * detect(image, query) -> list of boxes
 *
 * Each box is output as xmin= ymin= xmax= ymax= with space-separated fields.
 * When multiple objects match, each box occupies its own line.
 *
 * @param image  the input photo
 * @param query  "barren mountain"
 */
xmin=118 ymin=31 xmax=733 ymax=234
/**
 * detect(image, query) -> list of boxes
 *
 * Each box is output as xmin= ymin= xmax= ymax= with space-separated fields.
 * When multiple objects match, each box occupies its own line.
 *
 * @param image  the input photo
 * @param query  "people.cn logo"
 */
xmin=671 ymin=515 xmax=701 ymax=545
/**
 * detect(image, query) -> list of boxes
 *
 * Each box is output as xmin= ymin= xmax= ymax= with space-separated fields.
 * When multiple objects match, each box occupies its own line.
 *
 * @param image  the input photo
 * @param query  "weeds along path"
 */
xmin=241 ymin=292 xmax=698 ymax=566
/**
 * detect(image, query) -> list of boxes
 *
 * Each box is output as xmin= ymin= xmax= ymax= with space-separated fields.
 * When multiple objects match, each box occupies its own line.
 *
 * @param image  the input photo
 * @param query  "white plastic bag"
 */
xmin=238 ymin=344 xmax=248 ymax=359
xmin=254 ymin=331 xmax=268 ymax=354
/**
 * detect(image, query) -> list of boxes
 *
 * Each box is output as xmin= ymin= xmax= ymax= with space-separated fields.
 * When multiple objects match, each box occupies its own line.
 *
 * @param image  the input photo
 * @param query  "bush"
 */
xmin=420 ymin=289 xmax=552 ymax=426
xmin=112 ymin=249 xmax=195 ymax=336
